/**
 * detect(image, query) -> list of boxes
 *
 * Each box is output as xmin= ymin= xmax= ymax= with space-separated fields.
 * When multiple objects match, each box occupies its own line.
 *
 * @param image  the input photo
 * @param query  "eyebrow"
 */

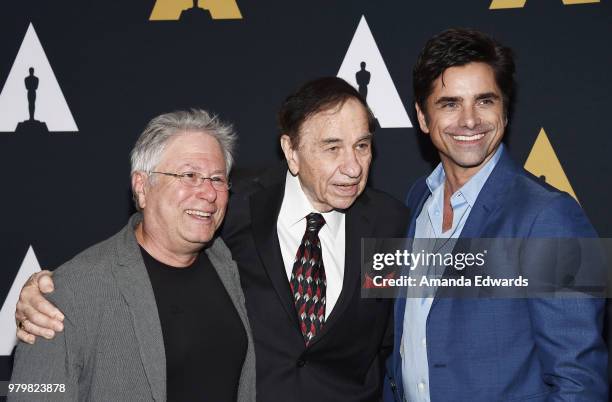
xmin=475 ymin=92 xmax=500 ymax=101
xmin=434 ymin=96 xmax=462 ymax=105
xmin=319 ymin=133 xmax=373 ymax=146
xmin=320 ymin=138 xmax=342 ymax=145
xmin=177 ymin=164 xmax=226 ymax=175
xmin=434 ymin=93 xmax=500 ymax=105
xmin=356 ymin=133 xmax=373 ymax=143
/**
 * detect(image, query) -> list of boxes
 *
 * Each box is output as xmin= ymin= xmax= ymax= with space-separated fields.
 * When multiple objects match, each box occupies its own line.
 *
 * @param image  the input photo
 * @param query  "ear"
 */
xmin=415 ymin=102 xmax=430 ymax=134
xmin=131 ymin=172 xmax=148 ymax=209
xmin=280 ymin=134 xmax=300 ymax=175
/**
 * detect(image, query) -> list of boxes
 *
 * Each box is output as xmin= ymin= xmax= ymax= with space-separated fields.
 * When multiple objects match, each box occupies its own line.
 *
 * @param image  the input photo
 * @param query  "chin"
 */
xmin=449 ymin=153 xmax=488 ymax=169
xmin=185 ymin=232 xmax=215 ymax=244
xmin=330 ymin=198 xmax=358 ymax=211
xmin=456 ymin=160 xmax=485 ymax=169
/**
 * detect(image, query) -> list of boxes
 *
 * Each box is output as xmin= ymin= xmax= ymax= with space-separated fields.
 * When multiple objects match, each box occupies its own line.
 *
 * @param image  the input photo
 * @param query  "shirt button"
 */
xmin=418 ymin=381 xmax=426 ymax=392
xmin=422 ymin=337 xmax=427 ymax=347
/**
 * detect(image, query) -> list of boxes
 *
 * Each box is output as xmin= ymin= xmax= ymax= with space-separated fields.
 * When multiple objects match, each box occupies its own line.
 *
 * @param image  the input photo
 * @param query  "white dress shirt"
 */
xmin=277 ymin=171 xmax=346 ymax=319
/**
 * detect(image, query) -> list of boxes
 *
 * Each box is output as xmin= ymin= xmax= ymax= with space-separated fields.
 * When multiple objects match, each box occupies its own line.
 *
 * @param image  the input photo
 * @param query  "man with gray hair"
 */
xmin=9 ymin=109 xmax=256 ymax=402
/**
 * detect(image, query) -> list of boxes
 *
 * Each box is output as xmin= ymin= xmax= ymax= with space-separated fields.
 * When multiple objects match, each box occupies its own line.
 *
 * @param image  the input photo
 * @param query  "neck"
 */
xmin=135 ymin=222 xmax=198 ymax=268
xmin=440 ymin=149 xmax=499 ymax=195
xmin=441 ymin=163 xmax=477 ymax=195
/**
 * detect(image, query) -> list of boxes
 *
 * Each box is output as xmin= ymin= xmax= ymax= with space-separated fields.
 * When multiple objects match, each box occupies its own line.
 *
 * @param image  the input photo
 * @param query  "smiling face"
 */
xmin=416 ymin=62 xmax=507 ymax=180
xmin=280 ymin=98 xmax=372 ymax=212
xmin=132 ymin=132 xmax=228 ymax=258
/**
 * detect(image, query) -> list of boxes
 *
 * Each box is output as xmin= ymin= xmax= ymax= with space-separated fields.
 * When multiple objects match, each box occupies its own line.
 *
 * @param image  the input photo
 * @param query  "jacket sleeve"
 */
xmin=8 ymin=278 xmax=82 ymax=402
xmin=526 ymin=194 xmax=607 ymax=401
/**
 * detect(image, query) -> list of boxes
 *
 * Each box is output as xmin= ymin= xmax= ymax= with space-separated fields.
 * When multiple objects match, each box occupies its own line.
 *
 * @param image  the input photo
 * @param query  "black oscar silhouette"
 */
xmin=15 ymin=67 xmax=48 ymax=134
xmin=355 ymin=61 xmax=371 ymax=100
xmin=25 ymin=67 xmax=38 ymax=120
xmin=180 ymin=0 xmax=212 ymax=22
xmin=355 ymin=61 xmax=380 ymax=129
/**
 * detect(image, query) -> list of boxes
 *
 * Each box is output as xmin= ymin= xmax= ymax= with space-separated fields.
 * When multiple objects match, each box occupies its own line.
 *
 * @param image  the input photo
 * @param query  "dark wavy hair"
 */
xmin=278 ymin=77 xmax=375 ymax=148
xmin=413 ymin=28 xmax=516 ymax=117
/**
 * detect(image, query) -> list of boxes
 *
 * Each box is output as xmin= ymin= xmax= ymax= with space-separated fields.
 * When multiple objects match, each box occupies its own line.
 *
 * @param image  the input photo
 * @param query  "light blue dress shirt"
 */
xmin=401 ymin=145 xmax=504 ymax=402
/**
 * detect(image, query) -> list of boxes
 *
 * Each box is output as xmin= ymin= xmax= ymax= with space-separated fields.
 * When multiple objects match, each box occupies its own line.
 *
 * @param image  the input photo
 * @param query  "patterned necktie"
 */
xmin=290 ymin=212 xmax=327 ymax=346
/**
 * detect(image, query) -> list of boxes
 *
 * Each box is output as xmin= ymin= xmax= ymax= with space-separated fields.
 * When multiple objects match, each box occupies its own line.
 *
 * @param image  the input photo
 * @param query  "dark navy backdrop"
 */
xmin=1 ymin=0 xmax=611 ymax=392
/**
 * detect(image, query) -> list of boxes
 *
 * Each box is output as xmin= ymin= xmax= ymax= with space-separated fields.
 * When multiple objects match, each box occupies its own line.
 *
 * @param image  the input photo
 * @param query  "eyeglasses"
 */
xmin=149 ymin=171 xmax=231 ymax=191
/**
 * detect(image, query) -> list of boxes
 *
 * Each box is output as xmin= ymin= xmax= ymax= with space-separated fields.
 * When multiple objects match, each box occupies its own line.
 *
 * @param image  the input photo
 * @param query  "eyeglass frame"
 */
xmin=148 ymin=171 xmax=232 ymax=191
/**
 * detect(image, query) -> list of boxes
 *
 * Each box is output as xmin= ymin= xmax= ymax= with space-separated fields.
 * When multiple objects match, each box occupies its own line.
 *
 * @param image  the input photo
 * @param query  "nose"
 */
xmin=195 ymin=179 xmax=218 ymax=202
xmin=339 ymin=150 xmax=363 ymax=179
xmin=459 ymin=105 xmax=481 ymax=129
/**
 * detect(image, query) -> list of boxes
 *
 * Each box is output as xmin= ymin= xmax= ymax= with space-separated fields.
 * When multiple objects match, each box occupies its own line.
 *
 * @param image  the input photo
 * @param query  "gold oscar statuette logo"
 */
xmin=150 ymin=0 xmax=242 ymax=20
xmin=490 ymin=0 xmax=599 ymax=9
xmin=524 ymin=128 xmax=579 ymax=202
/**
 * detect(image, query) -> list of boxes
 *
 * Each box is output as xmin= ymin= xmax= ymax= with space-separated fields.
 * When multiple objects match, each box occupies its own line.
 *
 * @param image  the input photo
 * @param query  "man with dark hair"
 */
xmin=384 ymin=28 xmax=607 ymax=401
xmin=15 ymin=77 xmax=410 ymax=402
xmin=220 ymin=76 xmax=409 ymax=401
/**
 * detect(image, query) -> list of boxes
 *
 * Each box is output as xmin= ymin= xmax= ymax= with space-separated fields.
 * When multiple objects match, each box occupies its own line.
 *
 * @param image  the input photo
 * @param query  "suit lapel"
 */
xmin=395 ymin=183 xmax=430 ymax=348
xmin=431 ymin=149 xmax=518 ymax=304
xmin=459 ymin=149 xmax=517 ymax=238
xmin=206 ymin=237 xmax=250 ymax=334
xmin=111 ymin=214 xmax=166 ymax=402
xmin=249 ymin=179 xmax=299 ymax=327
xmin=408 ymin=191 xmax=430 ymax=237
xmin=309 ymin=192 xmax=373 ymax=346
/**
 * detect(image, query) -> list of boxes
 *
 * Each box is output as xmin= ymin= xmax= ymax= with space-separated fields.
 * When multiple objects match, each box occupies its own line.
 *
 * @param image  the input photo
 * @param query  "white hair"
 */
xmin=130 ymin=109 xmax=236 ymax=175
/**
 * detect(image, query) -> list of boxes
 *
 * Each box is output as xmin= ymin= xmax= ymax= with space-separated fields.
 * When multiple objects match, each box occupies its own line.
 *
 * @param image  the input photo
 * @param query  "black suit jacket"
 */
xmin=221 ymin=167 xmax=410 ymax=402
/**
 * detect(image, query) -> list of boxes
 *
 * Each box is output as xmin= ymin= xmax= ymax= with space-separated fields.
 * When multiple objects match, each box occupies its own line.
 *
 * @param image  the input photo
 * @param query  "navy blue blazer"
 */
xmin=384 ymin=149 xmax=607 ymax=401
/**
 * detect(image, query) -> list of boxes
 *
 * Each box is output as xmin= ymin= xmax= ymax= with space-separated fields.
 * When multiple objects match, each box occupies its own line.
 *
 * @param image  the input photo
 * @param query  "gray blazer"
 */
xmin=9 ymin=213 xmax=256 ymax=402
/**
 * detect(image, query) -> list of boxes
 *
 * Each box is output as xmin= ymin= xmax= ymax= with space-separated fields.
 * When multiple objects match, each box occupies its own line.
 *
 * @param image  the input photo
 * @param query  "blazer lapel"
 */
xmin=395 ymin=183 xmax=430 ymax=343
xmin=249 ymin=179 xmax=299 ymax=327
xmin=432 ymin=149 xmax=518 ymax=304
xmin=111 ymin=214 xmax=166 ymax=402
xmin=309 ymin=192 xmax=373 ymax=346
xmin=408 ymin=190 xmax=430 ymax=237
xmin=205 ymin=237 xmax=250 ymax=333
xmin=459 ymin=149 xmax=517 ymax=238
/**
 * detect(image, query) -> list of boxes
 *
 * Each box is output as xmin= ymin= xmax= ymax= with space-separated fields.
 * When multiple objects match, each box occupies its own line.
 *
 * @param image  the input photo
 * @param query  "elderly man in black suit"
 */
xmin=221 ymin=77 xmax=409 ymax=401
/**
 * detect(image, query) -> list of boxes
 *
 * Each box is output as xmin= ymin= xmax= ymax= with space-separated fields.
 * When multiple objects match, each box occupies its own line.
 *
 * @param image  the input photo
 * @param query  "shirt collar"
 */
xmin=280 ymin=171 xmax=343 ymax=236
xmin=425 ymin=144 xmax=505 ymax=208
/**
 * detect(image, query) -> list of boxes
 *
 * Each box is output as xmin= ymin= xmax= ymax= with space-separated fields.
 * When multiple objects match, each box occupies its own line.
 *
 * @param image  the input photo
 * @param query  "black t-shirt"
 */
xmin=141 ymin=246 xmax=247 ymax=402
